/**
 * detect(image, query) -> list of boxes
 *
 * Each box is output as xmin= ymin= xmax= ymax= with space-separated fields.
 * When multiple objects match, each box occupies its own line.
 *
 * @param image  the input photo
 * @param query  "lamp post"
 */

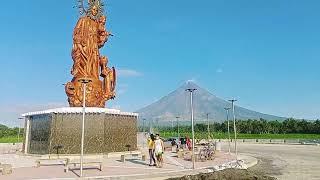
xmin=171 ymin=118 xmax=174 ymax=130
xmin=149 ymin=119 xmax=152 ymax=133
xmin=143 ymin=118 xmax=146 ymax=133
xmin=176 ymin=116 xmax=180 ymax=140
xmin=224 ymin=107 xmax=231 ymax=154
xmin=228 ymin=99 xmax=238 ymax=160
xmin=186 ymin=88 xmax=197 ymax=169
xmin=156 ymin=118 xmax=159 ymax=132
xmin=206 ymin=113 xmax=210 ymax=140
xmin=142 ymin=118 xmax=146 ymax=148
xmin=18 ymin=117 xmax=24 ymax=143
xmin=78 ymin=78 xmax=92 ymax=177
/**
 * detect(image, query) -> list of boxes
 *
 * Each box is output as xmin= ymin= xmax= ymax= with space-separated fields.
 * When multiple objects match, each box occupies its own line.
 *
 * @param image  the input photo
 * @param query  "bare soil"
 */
xmin=167 ymin=168 xmax=277 ymax=180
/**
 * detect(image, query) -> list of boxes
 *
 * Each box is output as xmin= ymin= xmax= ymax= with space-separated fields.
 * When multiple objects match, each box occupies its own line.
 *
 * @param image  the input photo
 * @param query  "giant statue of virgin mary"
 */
xmin=65 ymin=0 xmax=116 ymax=107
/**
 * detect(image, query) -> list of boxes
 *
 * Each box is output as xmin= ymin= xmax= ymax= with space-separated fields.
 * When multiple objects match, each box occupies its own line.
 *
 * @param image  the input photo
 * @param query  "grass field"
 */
xmin=1 ymin=133 xmax=319 ymax=143
xmin=160 ymin=131 xmax=320 ymax=140
xmin=0 ymin=136 xmax=23 ymax=143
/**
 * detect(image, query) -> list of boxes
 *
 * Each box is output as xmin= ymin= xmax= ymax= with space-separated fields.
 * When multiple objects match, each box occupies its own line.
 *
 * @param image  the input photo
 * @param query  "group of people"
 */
xmin=147 ymin=134 xmax=164 ymax=168
xmin=146 ymin=134 xmax=193 ymax=168
xmin=171 ymin=136 xmax=192 ymax=151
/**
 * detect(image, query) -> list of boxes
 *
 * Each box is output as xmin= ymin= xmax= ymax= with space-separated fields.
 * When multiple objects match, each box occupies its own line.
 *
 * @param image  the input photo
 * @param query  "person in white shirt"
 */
xmin=154 ymin=134 xmax=164 ymax=168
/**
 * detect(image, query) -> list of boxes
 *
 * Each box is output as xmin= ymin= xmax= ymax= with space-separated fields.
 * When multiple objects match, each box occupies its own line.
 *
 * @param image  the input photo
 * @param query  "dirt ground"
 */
xmin=222 ymin=143 xmax=320 ymax=180
xmin=167 ymin=143 xmax=320 ymax=180
xmin=246 ymin=156 xmax=283 ymax=178
xmin=166 ymin=168 xmax=276 ymax=180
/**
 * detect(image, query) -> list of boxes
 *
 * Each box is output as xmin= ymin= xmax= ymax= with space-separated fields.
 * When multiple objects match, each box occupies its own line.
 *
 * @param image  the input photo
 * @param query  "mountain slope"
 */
xmin=137 ymin=82 xmax=285 ymax=124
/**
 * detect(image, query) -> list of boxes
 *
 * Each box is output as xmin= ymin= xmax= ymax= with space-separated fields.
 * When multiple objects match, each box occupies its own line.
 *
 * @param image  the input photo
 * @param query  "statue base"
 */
xmin=22 ymin=107 xmax=138 ymax=155
xmin=65 ymin=77 xmax=107 ymax=108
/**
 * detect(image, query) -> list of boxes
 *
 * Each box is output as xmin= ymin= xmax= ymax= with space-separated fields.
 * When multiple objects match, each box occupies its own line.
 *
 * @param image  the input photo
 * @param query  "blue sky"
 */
xmin=0 ymin=0 xmax=319 ymax=127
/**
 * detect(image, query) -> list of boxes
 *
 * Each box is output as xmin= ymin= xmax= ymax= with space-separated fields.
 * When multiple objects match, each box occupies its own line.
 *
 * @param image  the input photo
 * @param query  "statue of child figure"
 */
xmin=98 ymin=15 xmax=112 ymax=48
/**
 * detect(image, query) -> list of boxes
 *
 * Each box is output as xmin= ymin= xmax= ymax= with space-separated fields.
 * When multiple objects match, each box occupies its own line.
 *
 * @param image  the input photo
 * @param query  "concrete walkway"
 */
xmin=0 ymin=133 xmax=259 ymax=179
xmin=0 ymin=149 xmax=244 ymax=180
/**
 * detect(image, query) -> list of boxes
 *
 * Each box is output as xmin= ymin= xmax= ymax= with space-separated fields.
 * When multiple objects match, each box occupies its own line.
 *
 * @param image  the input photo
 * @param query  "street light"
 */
xmin=156 ymin=118 xmax=159 ymax=131
xmin=171 ymin=118 xmax=174 ymax=130
xmin=206 ymin=113 xmax=210 ymax=140
xmin=228 ymin=99 xmax=238 ymax=160
xmin=78 ymin=78 xmax=92 ymax=177
xmin=149 ymin=118 xmax=152 ymax=133
xmin=176 ymin=116 xmax=180 ymax=140
xmin=143 ymin=118 xmax=146 ymax=133
xmin=224 ymin=107 xmax=231 ymax=154
xmin=142 ymin=118 xmax=146 ymax=148
xmin=186 ymin=88 xmax=197 ymax=169
xmin=18 ymin=117 xmax=24 ymax=143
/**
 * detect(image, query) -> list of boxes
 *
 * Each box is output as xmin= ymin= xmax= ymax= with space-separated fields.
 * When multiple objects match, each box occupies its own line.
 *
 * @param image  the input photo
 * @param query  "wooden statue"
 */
xmin=65 ymin=0 xmax=116 ymax=107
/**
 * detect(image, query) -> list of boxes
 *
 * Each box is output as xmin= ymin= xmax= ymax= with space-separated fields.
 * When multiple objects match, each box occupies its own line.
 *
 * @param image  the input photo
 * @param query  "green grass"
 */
xmin=0 ymin=136 xmax=23 ymax=143
xmin=1 ymin=132 xmax=319 ymax=143
xmin=159 ymin=131 xmax=320 ymax=140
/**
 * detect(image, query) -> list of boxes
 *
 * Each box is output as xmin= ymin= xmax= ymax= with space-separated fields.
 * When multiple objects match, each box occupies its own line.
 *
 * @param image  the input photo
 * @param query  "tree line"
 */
xmin=0 ymin=124 xmax=23 ymax=138
xmin=154 ymin=118 xmax=320 ymax=134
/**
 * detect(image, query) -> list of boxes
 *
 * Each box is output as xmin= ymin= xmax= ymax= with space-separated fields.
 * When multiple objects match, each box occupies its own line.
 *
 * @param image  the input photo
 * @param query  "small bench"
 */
xmin=0 ymin=164 xmax=13 ymax=175
xmin=35 ymin=158 xmax=69 ymax=168
xmin=120 ymin=153 xmax=146 ymax=162
xmin=64 ymin=161 xmax=102 ymax=173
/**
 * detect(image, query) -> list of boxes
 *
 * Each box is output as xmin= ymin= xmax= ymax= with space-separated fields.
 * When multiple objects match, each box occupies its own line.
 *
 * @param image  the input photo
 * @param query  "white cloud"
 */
xmin=117 ymin=83 xmax=129 ymax=95
xmin=118 ymin=83 xmax=129 ymax=88
xmin=117 ymin=69 xmax=143 ymax=77
xmin=117 ymin=89 xmax=127 ymax=95
xmin=216 ymin=68 xmax=223 ymax=73
xmin=0 ymin=102 xmax=68 ymax=127
xmin=186 ymin=78 xmax=197 ymax=83
xmin=1 ymin=102 xmax=68 ymax=114
xmin=111 ymin=105 xmax=121 ymax=110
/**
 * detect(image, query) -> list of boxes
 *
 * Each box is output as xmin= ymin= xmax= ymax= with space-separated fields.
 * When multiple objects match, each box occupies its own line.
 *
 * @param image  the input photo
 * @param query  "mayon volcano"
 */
xmin=137 ymin=82 xmax=285 ymax=125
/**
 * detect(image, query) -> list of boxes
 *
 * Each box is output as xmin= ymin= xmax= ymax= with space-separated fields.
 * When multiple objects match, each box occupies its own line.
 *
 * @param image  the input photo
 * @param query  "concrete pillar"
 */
xmin=24 ymin=117 xmax=31 ymax=154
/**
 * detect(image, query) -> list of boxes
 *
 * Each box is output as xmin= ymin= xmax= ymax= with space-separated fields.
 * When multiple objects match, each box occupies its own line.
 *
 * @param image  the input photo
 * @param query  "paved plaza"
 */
xmin=0 ymin=149 xmax=236 ymax=179
xmin=3 ymin=134 xmax=319 ymax=179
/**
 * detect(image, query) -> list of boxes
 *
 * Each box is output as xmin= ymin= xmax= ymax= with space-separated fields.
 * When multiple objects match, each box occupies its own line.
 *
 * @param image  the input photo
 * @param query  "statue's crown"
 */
xmin=77 ymin=0 xmax=105 ymax=18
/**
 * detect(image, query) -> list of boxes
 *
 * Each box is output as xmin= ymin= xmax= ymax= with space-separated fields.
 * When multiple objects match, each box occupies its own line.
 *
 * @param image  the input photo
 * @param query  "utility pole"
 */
xmin=228 ymin=99 xmax=238 ymax=160
xmin=78 ymin=78 xmax=92 ymax=177
xmin=186 ymin=88 xmax=197 ymax=169
xmin=224 ymin=107 xmax=231 ymax=154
